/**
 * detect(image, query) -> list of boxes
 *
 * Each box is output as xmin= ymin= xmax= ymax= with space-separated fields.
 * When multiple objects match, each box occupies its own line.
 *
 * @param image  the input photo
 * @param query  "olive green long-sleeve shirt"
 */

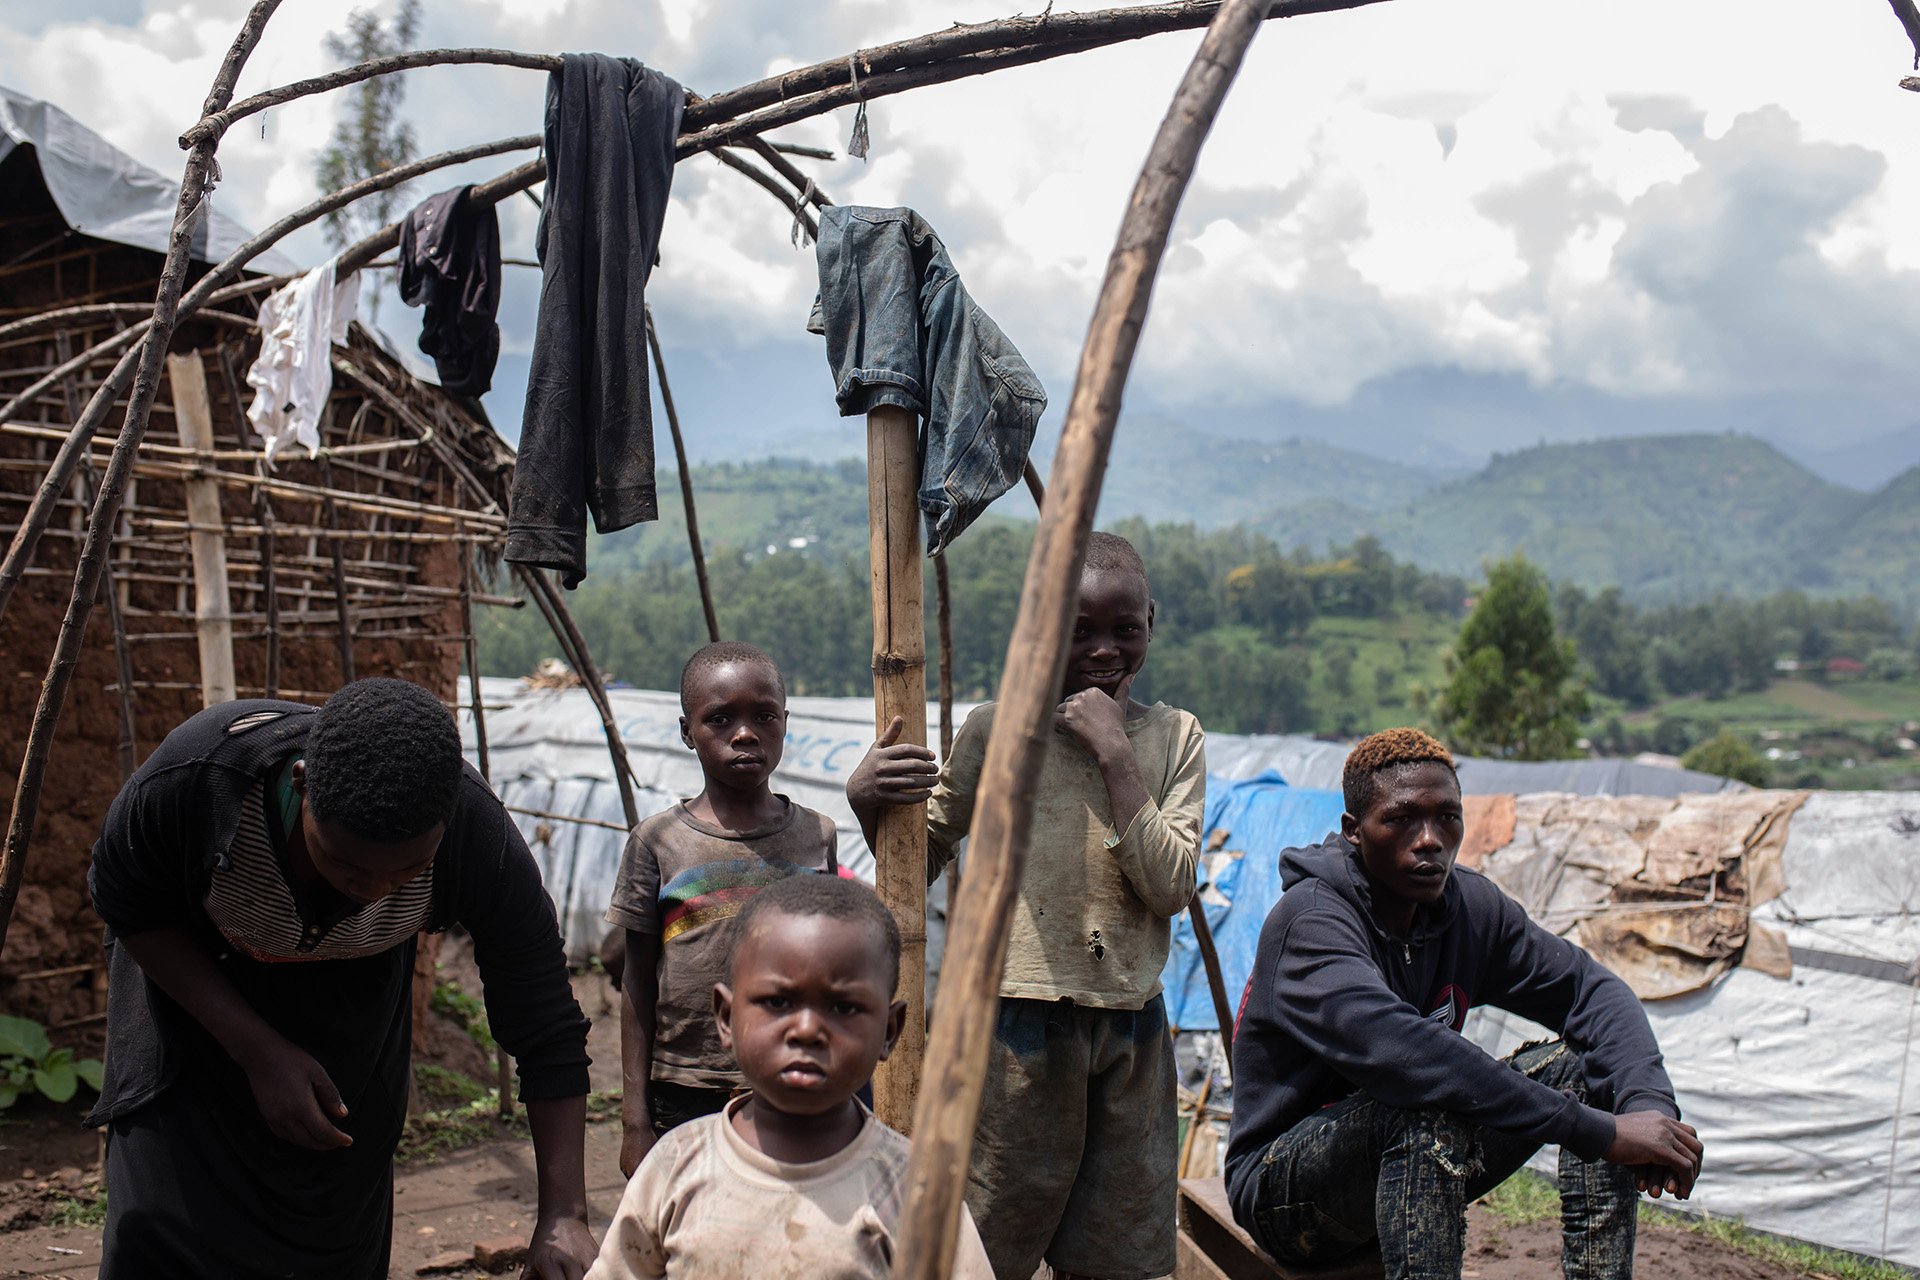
xmin=928 ymin=701 xmax=1206 ymax=1009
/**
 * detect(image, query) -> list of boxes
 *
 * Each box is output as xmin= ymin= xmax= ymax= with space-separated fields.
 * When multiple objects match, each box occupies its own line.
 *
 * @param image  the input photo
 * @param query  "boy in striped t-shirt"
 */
xmin=608 ymin=642 xmax=838 ymax=1177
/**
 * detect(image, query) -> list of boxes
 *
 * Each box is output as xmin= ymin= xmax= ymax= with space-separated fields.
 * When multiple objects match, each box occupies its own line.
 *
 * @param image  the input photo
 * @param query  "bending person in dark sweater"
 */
xmin=87 ymin=679 xmax=596 ymax=1280
xmin=1226 ymin=728 xmax=1701 ymax=1280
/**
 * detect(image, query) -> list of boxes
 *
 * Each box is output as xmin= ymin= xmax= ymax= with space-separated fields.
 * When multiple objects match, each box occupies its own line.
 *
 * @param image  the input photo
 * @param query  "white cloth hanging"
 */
xmin=245 ymin=257 xmax=359 ymax=463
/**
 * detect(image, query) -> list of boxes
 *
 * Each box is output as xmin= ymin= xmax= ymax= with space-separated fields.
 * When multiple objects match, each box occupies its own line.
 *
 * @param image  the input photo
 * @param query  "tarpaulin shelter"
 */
xmin=1162 ymin=769 xmax=1920 ymax=1267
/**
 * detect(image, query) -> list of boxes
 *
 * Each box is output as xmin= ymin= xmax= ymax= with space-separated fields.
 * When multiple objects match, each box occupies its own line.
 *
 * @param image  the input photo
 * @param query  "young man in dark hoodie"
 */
xmin=1226 ymin=728 xmax=1702 ymax=1280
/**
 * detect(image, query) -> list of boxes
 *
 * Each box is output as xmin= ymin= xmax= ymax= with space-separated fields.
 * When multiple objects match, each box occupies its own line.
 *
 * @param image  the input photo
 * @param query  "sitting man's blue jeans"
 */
xmin=1246 ymin=1041 xmax=1637 ymax=1280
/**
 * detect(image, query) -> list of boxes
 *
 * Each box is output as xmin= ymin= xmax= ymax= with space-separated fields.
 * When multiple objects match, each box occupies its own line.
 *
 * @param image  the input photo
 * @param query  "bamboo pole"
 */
xmin=0 ymin=0 xmax=281 ymax=956
xmin=643 ymin=312 xmax=720 ymax=644
xmin=1188 ymin=896 xmax=1236 ymax=1065
xmin=893 ymin=1 xmax=1268 ymax=1272
xmin=865 ymin=403 xmax=929 ymax=1135
xmin=167 ymin=351 xmax=238 ymax=706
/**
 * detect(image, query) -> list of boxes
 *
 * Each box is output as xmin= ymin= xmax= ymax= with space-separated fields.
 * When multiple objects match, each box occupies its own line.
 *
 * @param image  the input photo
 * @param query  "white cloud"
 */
xmin=3 ymin=0 xmax=1918 ymax=457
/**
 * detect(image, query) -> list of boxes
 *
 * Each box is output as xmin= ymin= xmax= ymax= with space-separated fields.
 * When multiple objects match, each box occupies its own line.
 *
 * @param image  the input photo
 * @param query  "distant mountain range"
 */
xmin=586 ymin=430 xmax=1918 ymax=611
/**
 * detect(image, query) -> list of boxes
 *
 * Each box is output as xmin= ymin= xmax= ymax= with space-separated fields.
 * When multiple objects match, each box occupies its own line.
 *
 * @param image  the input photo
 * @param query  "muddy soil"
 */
xmin=1463 ymin=1211 xmax=1811 ymax=1280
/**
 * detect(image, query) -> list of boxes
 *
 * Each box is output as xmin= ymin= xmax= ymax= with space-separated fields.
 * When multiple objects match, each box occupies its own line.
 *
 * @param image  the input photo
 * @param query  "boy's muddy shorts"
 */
xmin=965 ymin=994 xmax=1176 ymax=1280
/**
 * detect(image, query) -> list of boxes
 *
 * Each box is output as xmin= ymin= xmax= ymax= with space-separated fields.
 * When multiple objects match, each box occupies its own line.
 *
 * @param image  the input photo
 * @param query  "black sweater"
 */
xmin=86 ymin=699 xmax=590 ymax=1125
xmin=1224 ymin=836 xmax=1678 ymax=1226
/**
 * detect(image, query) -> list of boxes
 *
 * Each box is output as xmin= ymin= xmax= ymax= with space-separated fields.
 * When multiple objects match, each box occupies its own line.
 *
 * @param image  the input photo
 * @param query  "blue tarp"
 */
xmin=1161 ymin=771 xmax=1346 ymax=1031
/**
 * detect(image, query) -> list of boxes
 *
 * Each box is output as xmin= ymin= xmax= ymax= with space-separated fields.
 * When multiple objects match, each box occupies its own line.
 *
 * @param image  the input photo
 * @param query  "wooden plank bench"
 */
xmin=1176 ymin=1178 xmax=1384 ymax=1280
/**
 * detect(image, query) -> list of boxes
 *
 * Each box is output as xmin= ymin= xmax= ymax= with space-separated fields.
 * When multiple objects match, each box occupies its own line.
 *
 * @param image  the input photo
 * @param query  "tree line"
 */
xmin=477 ymin=520 xmax=1917 ymax=749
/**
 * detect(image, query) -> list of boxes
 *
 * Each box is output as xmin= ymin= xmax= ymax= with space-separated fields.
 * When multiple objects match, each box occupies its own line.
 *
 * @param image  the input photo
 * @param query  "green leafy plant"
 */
xmin=0 ymin=1014 xmax=103 ymax=1109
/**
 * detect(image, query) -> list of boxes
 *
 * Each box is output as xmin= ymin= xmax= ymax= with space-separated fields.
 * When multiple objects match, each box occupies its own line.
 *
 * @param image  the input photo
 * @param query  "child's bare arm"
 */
xmin=845 ymin=715 xmax=938 ymax=850
xmin=120 ymin=929 xmax=352 ymax=1149
xmin=619 ymin=930 xmax=662 ymax=1177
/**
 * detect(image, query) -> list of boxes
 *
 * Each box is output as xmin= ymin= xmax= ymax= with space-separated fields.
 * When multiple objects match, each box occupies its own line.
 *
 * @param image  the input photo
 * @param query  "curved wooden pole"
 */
xmin=0 ymin=303 xmax=157 ymax=347
xmin=680 ymin=0 xmax=1387 ymax=133
xmin=892 ymin=0 xmax=1271 ymax=1273
xmin=515 ymin=567 xmax=642 ymax=831
xmin=183 ymin=49 xmax=562 ymax=146
xmin=676 ymin=0 xmax=1391 ymax=155
xmin=174 ymin=5 xmax=1391 ymax=161
xmin=643 ymin=312 xmax=720 ymax=645
xmin=711 ymin=148 xmax=819 ymax=241
xmin=54 ymin=332 xmax=139 ymax=780
xmin=1188 ymin=895 xmax=1236 ymax=1065
xmin=0 ymin=0 xmax=283 ymax=954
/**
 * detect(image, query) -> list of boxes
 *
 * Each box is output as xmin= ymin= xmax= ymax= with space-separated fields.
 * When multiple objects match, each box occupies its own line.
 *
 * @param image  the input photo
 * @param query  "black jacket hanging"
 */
xmin=507 ymin=54 xmax=683 ymax=588
xmin=398 ymin=185 xmax=501 ymax=397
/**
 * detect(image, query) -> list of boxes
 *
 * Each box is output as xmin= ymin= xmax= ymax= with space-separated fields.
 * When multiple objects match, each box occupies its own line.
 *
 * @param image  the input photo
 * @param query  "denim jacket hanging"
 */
xmin=808 ymin=205 xmax=1046 ymax=555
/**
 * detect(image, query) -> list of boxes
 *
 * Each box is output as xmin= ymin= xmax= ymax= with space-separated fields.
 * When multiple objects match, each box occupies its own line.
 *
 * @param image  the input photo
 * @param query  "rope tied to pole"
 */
xmin=847 ymin=53 xmax=871 ymax=160
xmin=790 ymin=177 xmax=818 ymax=246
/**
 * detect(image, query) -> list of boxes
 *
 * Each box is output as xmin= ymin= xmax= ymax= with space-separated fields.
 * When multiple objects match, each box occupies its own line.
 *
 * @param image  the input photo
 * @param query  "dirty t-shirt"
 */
xmin=584 ymin=1097 xmax=995 ymax=1280
xmin=606 ymin=799 xmax=837 ymax=1088
xmin=927 ymin=701 xmax=1205 ymax=1009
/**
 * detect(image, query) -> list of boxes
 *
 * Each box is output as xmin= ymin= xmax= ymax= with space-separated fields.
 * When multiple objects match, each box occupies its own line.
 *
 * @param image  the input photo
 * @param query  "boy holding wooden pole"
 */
xmin=849 ymin=531 xmax=1206 ymax=1280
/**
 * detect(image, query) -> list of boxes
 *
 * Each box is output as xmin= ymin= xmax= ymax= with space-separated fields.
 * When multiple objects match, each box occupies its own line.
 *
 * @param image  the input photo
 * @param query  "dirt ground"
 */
xmin=0 ymin=969 xmax=1837 ymax=1279
xmin=1462 ymin=1212 xmax=1811 ymax=1280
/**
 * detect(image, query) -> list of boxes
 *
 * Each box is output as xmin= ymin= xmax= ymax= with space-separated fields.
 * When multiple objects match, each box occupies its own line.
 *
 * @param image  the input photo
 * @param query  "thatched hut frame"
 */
xmin=0 ymin=112 xmax=529 ymax=1026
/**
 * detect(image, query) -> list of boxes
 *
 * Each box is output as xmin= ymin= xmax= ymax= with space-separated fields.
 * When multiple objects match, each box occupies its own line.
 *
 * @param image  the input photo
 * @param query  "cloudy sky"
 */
xmin=4 ymin=0 xmax=1918 ymax=487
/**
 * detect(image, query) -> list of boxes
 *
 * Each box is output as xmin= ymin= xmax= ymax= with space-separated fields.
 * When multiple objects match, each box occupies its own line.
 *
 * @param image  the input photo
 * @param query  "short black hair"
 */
xmin=679 ymin=641 xmax=785 ymax=715
xmin=729 ymin=873 xmax=901 ymax=994
xmin=1342 ymin=727 xmax=1458 ymax=819
xmin=1084 ymin=530 xmax=1149 ymax=596
xmin=306 ymin=678 xmax=463 ymax=840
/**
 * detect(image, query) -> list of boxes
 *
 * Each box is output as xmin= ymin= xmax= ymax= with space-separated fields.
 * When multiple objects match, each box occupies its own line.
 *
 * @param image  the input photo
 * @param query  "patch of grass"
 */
xmin=1641 ymin=1204 xmax=1913 ymax=1280
xmin=1479 ymin=1172 xmax=1911 ymax=1279
xmin=413 ymin=1063 xmax=491 ymax=1110
xmin=396 ymin=1077 xmax=626 ymax=1166
xmin=49 ymin=1192 xmax=105 ymax=1228
xmin=1765 ymin=680 xmax=1886 ymax=722
xmin=399 ymin=1063 xmax=524 ymax=1165
xmin=1481 ymin=1170 xmax=1560 ymax=1226
xmin=397 ymin=1099 xmax=528 ymax=1166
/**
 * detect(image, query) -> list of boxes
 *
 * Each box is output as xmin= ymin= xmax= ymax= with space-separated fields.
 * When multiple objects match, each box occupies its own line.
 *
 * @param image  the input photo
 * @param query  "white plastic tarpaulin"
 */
xmin=1 ymin=84 xmax=298 ymax=271
xmin=458 ymin=677 xmax=970 ymax=959
xmin=1466 ymin=791 xmax=1920 ymax=1267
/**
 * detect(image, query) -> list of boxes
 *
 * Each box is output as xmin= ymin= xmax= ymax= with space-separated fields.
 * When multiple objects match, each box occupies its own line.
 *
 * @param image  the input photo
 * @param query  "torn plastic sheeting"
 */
xmin=1576 ymin=904 xmax=1750 ymax=1000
